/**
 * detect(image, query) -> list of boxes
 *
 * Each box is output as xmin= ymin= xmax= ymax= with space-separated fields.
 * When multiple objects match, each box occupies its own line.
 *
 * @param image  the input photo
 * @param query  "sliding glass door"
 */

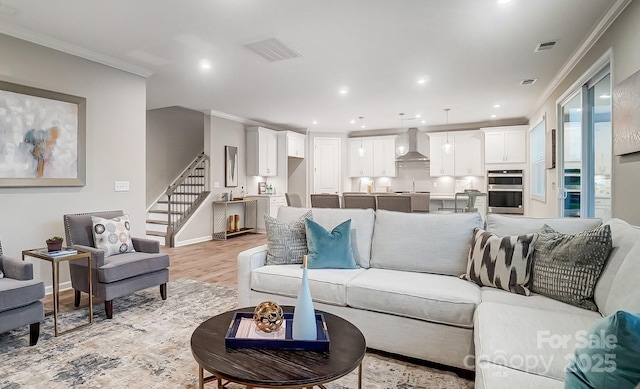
xmin=558 ymin=71 xmax=611 ymax=219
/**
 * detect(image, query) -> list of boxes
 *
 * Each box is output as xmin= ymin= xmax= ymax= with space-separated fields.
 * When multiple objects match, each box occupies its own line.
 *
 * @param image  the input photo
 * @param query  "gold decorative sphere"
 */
xmin=253 ymin=301 xmax=284 ymax=333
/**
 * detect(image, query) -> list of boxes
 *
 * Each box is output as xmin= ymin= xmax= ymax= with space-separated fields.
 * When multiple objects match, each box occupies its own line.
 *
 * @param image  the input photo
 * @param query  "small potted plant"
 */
xmin=46 ymin=236 xmax=64 ymax=252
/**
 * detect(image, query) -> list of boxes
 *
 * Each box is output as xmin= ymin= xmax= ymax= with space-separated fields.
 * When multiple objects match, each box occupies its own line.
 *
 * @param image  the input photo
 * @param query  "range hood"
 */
xmin=395 ymin=128 xmax=429 ymax=162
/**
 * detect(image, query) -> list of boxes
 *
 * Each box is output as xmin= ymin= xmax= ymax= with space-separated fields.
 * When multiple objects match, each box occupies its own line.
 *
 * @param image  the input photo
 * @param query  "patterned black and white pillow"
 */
xmin=462 ymin=228 xmax=538 ymax=295
xmin=532 ymin=224 xmax=612 ymax=311
xmin=265 ymin=211 xmax=312 ymax=265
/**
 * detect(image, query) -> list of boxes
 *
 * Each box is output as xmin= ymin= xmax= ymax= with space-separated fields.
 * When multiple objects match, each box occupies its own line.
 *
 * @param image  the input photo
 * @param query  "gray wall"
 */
xmin=531 ymin=0 xmax=640 ymax=223
xmin=146 ymin=106 xmax=204 ymax=205
xmin=208 ymin=115 xmax=247 ymax=198
xmin=0 ymin=34 xmax=147 ymax=290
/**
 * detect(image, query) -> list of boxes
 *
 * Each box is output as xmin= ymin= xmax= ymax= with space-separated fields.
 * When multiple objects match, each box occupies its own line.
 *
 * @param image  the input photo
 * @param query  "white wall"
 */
xmin=0 ymin=34 xmax=147 ymax=290
xmin=146 ymin=106 xmax=204 ymax=205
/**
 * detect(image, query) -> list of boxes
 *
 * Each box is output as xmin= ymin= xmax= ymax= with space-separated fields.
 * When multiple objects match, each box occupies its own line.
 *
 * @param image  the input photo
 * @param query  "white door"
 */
xmin=314 ymin=137 xmax=341 ymax=194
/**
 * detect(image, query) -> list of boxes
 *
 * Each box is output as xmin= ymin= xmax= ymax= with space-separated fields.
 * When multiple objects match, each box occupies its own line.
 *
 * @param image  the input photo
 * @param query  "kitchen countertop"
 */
xmin=429 ymin=193 xmax=457 ymax=200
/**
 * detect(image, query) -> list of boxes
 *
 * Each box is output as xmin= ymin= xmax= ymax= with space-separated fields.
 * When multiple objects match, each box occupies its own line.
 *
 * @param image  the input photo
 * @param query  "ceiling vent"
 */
xmin=535 ymin=41 xmax=557 ymax=52
xmin=520 ymin=78 xmax=538 ymax=86
xmin=243 ymin=37 xmax=303 ymax=62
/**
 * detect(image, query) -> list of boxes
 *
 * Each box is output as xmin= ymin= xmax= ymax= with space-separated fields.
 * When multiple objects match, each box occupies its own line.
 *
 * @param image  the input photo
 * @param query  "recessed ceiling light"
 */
xmin=199 ymin=59 xmax=211 ymax=69
xmin=416 ymin=114 xmax=421 ymax=118
xmin=339 ymin=87 xmax=349 ymax=95
xmin=421 ymin=120 xmax=426 ymax=124
xmin=493 ymin=104 xmax=501 ymax=108
xmin=312 ymin=120 xmax=318 ymax=125
xmin=491 ymin=114 xmax=497 ymax=118
xmin=600 ymin=94 xmax=611 ymax=99
xmin=417 ymin=76 xmax=431 ymax=85
xmin=497 ymin=0 xmax=511 ymax=4
xmin=350 ymin=119 xmax=356 ymax=124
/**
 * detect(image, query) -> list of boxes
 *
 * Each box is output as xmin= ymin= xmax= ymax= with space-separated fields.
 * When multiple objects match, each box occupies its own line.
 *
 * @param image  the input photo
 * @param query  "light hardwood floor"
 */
xmin=46 ymin=233 xmax=267 ymax=312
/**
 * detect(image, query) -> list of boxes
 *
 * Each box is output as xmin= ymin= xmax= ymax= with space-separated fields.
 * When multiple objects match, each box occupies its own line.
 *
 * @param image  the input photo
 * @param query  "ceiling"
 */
xmin=0 ymin=0 xmax=621 ymax=133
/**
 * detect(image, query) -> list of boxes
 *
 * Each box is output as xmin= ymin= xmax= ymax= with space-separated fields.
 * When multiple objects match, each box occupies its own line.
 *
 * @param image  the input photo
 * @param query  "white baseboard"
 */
xmin=45 ymin=281 xmax=73 ymax=296
xmin=175 ymin=235 xmax=212 ymax=247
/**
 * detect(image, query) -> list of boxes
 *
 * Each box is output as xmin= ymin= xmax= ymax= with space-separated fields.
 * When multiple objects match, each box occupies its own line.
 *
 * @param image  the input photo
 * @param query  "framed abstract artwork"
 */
xmin=0 ymin=81 xmax=86 ymax=187
xmin=225 ymin=145 xmax=238 ymax=187
xmin=612 ymin=68 xmax=640 ymax=156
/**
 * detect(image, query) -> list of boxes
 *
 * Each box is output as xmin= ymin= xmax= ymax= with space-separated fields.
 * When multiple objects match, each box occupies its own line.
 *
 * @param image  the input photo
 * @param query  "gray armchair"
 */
xmin=0 ymin=240 xmax=45 ymax=345
xmin=63 ymin=210 xmax=170 ymax=319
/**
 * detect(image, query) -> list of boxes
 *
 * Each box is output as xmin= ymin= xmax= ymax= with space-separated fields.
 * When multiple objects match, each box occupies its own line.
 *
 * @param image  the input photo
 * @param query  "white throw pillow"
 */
xmin=91 ymin=215 xmax=135 ymax=257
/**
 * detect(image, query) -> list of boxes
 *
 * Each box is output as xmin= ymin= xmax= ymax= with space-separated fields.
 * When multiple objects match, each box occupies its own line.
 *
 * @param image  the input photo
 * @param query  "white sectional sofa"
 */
xmin=237 ymin=208 xmax=640 ymax=388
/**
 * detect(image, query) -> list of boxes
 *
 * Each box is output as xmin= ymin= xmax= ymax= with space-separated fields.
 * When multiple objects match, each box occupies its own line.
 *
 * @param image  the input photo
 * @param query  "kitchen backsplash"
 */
xmin=351 ymin=162 xmax=485 ymax=194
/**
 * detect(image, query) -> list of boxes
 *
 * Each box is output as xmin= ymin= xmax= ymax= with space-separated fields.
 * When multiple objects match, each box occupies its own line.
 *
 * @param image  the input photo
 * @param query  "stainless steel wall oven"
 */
xmin=487 ymin=169 xmax=524 ymax=214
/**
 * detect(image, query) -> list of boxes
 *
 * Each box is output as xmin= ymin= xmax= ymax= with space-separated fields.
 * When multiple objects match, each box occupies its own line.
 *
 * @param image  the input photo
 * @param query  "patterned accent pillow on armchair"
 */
xmin=462 ymin=228 xmax=538 ymax=295
xmin=91 ymin=215 xmax=135 ymax=257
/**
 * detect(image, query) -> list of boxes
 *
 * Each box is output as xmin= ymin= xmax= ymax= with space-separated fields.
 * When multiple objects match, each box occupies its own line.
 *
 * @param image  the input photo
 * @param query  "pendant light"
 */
xmin=395 ymin=113 xmax=408 ymax=156
xmin=358 ymin=117 xmax=366 ymax=157
xmin=442 ymin=108 xmax=453 ymax=154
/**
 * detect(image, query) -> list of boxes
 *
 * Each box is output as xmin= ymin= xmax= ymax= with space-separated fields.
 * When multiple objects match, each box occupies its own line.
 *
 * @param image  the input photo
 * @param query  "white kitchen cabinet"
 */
xmin=372 ymin=136 xmax=397 ymax=177
xmin=246 ymin=127 xmax=278 ymax=176
xmin=428 ymin=134 xmax=455 ymax=177
xmin=349 ymin=136 xmax=397 ymax=177
xmin=594 ymin=122 xmax=612 ymax=175
xmin=287 ymin=131 xmax=305 ymax=158
xmin=255 ymin=195 xmax=287 ymax=233
xmin=348 ymin=138 xmax=374 ymax=177
xmin=454 ymin=131 xmax=484 ymax=176
xmin=595 ymin=198 xmax=611 ymax=221
xmin=563 ymin=123 xmax=581 ymax=163
xmin=483 ymin=126 xmax=527 ymax=164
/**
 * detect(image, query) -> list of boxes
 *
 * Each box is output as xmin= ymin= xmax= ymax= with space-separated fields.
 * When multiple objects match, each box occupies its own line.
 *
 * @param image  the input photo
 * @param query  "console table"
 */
xmin=212 ymin=198 xmax=258 ymax=240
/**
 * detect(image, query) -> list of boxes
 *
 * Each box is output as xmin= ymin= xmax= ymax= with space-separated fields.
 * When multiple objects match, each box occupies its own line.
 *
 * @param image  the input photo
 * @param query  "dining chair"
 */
xmin=342 ymin=195 xmax=377 ymax=210
xmin=285 ymin=193 xmax=303 ymax=207
xmin=310 ymin=194 xmax=341 ymax=208
xmin=376 ymin=195 xmax=412 ymax=213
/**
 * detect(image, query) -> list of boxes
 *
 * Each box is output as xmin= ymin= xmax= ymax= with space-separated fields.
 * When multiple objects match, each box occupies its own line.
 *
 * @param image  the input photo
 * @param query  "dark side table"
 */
xmin=191 ymin=306 xmax=366 ymax=388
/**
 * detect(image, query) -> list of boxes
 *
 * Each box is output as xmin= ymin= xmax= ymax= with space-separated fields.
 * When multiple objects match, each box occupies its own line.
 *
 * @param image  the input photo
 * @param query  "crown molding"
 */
xmin=0 ymin=23 xmax=153 ymax=77
xmin=530 ymin=0 xmax=632 ymax=118
xmin=208 ymin=109 xmax=290 ymax=132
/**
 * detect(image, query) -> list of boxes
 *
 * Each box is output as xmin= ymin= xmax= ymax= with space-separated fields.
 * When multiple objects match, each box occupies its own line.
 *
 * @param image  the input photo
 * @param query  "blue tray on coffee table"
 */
xmin=225 ymin=312 xmax=330 ymax=351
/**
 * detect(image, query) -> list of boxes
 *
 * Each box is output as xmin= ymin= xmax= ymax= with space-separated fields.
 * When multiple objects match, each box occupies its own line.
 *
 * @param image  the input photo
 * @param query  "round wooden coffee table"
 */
xmin=191 ymin=306 xmax=366 ymax=388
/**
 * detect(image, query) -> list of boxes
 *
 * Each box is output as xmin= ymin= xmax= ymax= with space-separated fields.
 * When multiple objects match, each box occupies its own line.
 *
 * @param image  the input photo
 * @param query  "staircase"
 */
xmin=146 ymin=152 xmax=210 ymax=247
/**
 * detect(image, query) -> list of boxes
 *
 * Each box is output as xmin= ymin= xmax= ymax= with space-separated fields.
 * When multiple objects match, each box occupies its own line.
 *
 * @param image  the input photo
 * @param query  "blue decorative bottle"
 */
xmin=292 ymin=255 xmax=317 ymax=340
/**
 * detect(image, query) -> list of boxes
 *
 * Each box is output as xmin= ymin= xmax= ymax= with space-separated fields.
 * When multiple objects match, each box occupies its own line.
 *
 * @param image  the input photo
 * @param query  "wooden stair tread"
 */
xmin=171 ymin=192 xmax=201 ymax=195
xmin=158 ymin=200 xmax=192 ymax=205
xmin=146 ymin=219 xmax=168 ymax=225
xmin=149 ymin=210 xmax=182 ymax=215
xmin=146 ymin=231 xmax=166 ymax=237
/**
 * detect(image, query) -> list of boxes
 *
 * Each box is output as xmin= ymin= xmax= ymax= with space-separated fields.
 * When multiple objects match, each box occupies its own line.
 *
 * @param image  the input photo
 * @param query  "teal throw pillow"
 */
xmin=565 ymin=311 xmax=640 ymax=389
xmin=305 ymin=218 xmax=357 ymax=269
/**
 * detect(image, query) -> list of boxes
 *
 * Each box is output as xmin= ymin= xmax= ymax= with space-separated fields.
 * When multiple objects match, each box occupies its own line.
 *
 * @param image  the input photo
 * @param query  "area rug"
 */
xmin=0 ymin=279 xmax=473 ymax=389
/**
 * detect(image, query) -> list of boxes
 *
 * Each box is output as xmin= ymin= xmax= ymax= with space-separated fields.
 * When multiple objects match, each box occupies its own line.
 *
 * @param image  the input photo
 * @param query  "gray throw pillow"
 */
xmin=532 ymin=224 xmax=612 ymax=311
xmin=265 ymin=211 xmax=312 ymax=265
xmin=462 ymin=228 xmax=538 ymax=295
